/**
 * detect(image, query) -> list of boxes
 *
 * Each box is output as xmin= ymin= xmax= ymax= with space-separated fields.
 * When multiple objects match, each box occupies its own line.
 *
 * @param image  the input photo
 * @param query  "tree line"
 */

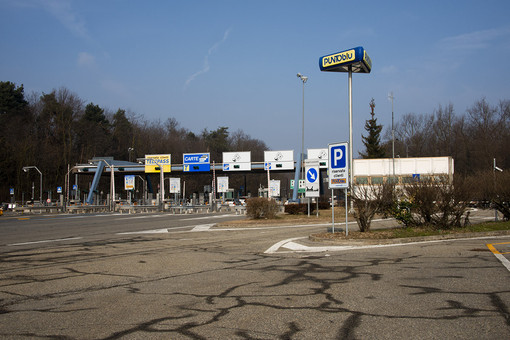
xmin=0 ymin=81 xmax=268 ymax=203
xmin=2 ymin=79 xmax=509 ymax=204
xmin=361 ymin=97 xmax=510 ymax=174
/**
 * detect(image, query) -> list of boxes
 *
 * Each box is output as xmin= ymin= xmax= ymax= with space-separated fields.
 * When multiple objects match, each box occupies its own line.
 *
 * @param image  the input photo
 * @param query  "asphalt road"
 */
xmin=1 ymin=210 xmax=509 ymax=339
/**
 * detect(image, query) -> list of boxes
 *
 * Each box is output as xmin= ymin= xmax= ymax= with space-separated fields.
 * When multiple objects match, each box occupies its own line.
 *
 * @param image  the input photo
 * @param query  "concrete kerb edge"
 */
xmin=308 ymin=230 xmax=510 ymax=246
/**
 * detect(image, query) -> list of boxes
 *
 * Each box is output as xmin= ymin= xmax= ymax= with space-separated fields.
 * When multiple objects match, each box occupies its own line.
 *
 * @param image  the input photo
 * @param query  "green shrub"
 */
xmin=246 ymin=197 xmax=278 ymax=219
xmin=391 ymin=199 xmax=415 ymax=227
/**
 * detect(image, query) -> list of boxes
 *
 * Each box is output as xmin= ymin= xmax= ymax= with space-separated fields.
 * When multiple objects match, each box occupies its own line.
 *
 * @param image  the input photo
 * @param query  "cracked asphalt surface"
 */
xmin=1 ymin=212 xmax=510 ymax=339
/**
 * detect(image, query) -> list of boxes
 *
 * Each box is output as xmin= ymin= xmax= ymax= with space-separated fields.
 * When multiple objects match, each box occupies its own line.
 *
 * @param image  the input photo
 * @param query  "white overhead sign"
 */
xmin=307 ymin=148 xmax=328 ymax=168
xmin=305 ymin=160 xmax=320 ymax=197
xmin=264 ymin=150 xmax=294 ymax=170
xmin=328 ymin=142 xmax=349 ymax=189
xmin=222 ymin=151 xmax=251 ymax=171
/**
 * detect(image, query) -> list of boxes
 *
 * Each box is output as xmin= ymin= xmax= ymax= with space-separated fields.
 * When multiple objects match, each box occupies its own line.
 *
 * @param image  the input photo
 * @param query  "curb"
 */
xmin=308 ymin=230 xmax=510 ymax=246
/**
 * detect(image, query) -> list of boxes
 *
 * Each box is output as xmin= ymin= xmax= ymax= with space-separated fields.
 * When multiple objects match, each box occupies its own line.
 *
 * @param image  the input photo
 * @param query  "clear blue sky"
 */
xmin=1 ymin=0 xmax=509 ymax=157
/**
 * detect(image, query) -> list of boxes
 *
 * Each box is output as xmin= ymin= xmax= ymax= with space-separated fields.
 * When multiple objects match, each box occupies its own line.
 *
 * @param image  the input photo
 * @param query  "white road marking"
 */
xmin=265 ymin=235 xmax=510 ymax=254
xmin=8 ymin=237 xmax=83 ymax=246
xmin=264 ymin=237 xmax=307 ymax=254
xmin=191 ymin=224 xmax=215 ymax=231
xmin=181 ymin=214 xmax=234 ymax=221
xmin=116 ymin=224 xmax=216 ymax=235
xmin=493 ymin=253 xmax=510 ymax=272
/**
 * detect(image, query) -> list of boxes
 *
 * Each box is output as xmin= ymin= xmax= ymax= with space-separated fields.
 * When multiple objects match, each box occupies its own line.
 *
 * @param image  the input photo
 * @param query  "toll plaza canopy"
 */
xmin=319 ymin=46 xmax=372 ymax=73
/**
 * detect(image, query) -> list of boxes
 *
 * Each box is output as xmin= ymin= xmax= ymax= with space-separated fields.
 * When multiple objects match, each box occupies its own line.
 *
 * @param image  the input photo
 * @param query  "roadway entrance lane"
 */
xmin=0 ymin=212 xmax=245 ymax=250
xmin=1 ymin=226 xmax=509 ymax=339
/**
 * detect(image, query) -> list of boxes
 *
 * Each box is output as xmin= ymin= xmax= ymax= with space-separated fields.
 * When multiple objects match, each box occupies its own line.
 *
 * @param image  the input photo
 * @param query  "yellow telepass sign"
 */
xmin=321 ymin=49 xmax=355 ymax=69
xmin=145 ymin=154 xmax=171 ymax=173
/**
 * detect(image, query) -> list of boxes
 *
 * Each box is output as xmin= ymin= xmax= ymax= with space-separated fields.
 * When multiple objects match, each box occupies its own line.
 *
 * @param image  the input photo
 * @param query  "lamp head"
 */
xmin=297 ymin=73 xmax=308 ymax=83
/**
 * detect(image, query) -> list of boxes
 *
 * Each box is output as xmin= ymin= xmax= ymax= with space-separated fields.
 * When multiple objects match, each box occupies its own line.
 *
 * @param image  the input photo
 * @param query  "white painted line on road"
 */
xmin=8 ymin=237 xmax=83 ymax=246
xmin=116 ymin=224 xmax=211 ymax=235
xmin=115 ymin=214 xmax=171 ymax=220
xmin=282 ymin=241 xmax=357 ymax=252
xmin=264 ymin=237 xmax=307 ymax=254
xmin=493 ymin=253 xmax=510 ymax=272
xmin=191 ymin=224 xmax=215 ymax=231
xmin=181 ymin=214 xmax=235 ymax=221
xmin=486 ymin=242 xmax=510 ymax=272
xmin=118 ymin=228 xmax=169 ymax=234
xmin=266 ymin=234 xmax=510 ymax=254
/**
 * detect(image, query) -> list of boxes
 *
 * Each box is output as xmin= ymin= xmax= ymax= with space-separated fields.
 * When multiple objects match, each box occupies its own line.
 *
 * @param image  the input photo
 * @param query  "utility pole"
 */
xmin=388 ymin=92 xmax=395 ymax=178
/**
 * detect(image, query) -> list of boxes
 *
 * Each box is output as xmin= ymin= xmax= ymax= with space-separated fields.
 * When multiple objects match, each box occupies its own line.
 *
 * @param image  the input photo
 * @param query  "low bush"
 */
xmin=246 ymin=197 xmax=278 ymax=219
xmin=284 ymin=203 xmax=309 ymax=215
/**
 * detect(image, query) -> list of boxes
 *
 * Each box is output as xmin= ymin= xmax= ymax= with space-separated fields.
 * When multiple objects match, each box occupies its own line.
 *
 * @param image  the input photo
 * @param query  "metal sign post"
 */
xmin=328 ymin=142 xmax=349 ymax=235
xmin=320 ymin=46 xmax=372 ymax=236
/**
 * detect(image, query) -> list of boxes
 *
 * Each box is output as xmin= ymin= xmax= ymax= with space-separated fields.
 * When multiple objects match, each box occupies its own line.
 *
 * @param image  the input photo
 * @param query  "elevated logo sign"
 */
xmin=328 ymin=142 xmax=349 ymax=189
xmin=319 ymin=46 xmax=372 ymax=73
xmin=183 ymin=153 xmax=210 ymax=172
xmin=145 ymin=154 xmax=171 ymax=173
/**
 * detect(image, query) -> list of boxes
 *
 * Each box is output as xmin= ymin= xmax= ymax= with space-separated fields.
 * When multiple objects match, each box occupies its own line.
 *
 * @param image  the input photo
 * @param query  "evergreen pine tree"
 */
xmin=360 ymin=98 xmax=385 ymax=159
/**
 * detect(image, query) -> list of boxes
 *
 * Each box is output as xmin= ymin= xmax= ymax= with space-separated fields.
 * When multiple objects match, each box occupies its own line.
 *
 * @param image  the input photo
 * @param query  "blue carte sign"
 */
xmin=183 ymin=153 xmax=210 ymax=172
xmin=319 ymin=46 xmax=372 ymax=73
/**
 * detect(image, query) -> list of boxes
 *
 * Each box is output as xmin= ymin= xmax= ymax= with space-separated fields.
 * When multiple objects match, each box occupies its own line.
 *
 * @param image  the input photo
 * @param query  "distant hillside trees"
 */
xmin=0 ymin=81 xmax=268 ymax=202
xmin=383 ymin=98 xmax=510 ymax=174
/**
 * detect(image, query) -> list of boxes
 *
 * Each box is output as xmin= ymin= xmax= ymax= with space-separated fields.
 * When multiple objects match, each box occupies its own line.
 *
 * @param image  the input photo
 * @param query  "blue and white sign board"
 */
xmin=270 ymin=180 xmax=280 ymax=197
xmin=10 ymin=188 xmax=14 ymax=195
xmin=305 ymin=160 xmax=320 ymax=197
xmin=124 ymin=175 xmax=135 ymax=190
xmin=169 ymin=178 xmax=180 ymax=194
xmin=264 ymin=150 xmax=294 ymax=170
xmin=72 ymin=184 xmax=78 ymax=191
xmin=328 ymin=142 xmax=349 ymax=189
xmin=57 ymin=186 xmax=62 ymax=194
xmin=217 ymin=176 xmax=229 ymax=193
xmin=307 ymin=148 xmax=328 ymax=169
xmin=183 ymin=153 xmax=210 ymax=172
xmin=223 ymin=151 xmax=251 ymax=171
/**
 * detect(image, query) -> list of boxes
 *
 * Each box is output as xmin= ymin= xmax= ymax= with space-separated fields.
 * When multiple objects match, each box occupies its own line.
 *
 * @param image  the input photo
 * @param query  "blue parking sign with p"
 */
xmin=328 ymin=142 xmax=349 ymax=189
xmin=331 ymin=145 xmax=346 ymax=168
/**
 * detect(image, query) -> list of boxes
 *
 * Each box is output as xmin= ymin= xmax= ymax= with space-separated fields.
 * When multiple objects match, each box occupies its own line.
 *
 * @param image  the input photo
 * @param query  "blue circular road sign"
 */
xmin=306 ymin=168 xmax=318 ymax=183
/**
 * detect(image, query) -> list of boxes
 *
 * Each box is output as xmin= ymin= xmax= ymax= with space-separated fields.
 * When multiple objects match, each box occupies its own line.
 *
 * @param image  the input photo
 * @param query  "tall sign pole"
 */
xmin=320 ymin=46 xmax=372 ymax=235
xmin=348 ymin=66 xmax=353 ymax=188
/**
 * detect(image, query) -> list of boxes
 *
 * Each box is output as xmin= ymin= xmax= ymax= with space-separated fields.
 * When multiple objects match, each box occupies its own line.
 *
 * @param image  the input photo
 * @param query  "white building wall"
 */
xmin=353 ymin=156 xmax=453 ymax=177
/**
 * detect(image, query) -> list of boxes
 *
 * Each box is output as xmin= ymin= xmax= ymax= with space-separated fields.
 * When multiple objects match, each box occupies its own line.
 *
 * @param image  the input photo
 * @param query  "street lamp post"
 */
xmin=22 ymin=166 xmax=42 ymax=204
xmin=136 ymin=175 xmax=146 ymax=205
xmin=388 ymin=92 xmax=395 ymax=178
xmin=297 ymin=73 xmax=308 ymax=190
